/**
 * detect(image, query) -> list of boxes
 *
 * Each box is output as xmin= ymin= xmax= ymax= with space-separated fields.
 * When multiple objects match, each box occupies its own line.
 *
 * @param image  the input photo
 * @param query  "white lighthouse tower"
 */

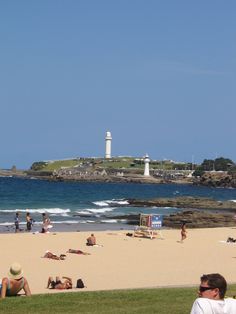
xmin=144 ymin=154 xmax=150 ymax=176
xmin=105 ymin=131 xmax=112 ymax=159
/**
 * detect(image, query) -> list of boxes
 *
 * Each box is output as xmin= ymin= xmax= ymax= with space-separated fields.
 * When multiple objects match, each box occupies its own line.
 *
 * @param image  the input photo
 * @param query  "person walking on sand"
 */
xmin=180 ymin=222 xmax=187 ymax=243
xmin=14 ymin=212 xmax=20 ymax=233
xmin=0 ymin=262 xmax=31 ymax=298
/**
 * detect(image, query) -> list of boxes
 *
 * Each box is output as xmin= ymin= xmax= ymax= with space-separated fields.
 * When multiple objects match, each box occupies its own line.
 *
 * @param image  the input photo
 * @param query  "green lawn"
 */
xmin=1 ymin=286 xmax=236 ymax=314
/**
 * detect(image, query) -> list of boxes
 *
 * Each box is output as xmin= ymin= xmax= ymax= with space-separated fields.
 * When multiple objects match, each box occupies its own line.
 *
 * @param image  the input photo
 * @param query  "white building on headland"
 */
xmin=144 ymin=154 xmax=150 ymax=176
xmin=105 ymin=131 xmax=112 ymax=159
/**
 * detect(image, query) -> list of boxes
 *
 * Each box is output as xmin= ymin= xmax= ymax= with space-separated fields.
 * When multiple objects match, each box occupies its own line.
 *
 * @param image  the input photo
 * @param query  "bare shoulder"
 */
xmin=1 ymin=277 xmax=8 ymax=284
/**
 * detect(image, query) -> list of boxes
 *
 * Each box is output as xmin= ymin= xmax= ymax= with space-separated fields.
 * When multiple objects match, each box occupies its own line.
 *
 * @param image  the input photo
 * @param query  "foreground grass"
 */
xmin=1 ymin=286 xmax=236 ymax=314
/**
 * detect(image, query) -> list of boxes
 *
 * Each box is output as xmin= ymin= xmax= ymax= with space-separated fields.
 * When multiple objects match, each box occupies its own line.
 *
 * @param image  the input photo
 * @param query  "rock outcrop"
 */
xmin=127 ymin=196 xmax=236 ymax=211
xmin=122 ymin=196 xmax=236 ymax=228
xmin=163 ymin=210 xmax=236 ymax=228
xmin=198 ymin=171 xmax=236 ymax=188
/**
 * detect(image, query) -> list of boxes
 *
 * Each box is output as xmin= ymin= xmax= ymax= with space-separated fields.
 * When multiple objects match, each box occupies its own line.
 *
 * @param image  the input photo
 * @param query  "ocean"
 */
xmin=0 ymin=177 xmax=236 ymax=232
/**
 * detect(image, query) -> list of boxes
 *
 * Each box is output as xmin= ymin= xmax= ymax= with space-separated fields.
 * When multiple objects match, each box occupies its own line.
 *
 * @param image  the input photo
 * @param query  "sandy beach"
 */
xmin=1 ymin=227 xmax=236 ymax=295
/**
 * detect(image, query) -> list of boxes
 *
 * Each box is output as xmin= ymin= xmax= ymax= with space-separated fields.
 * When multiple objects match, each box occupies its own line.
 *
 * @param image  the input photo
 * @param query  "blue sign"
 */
xmin=151 ymin=215 xmax=163 ymax=229
xmin=140 ymin=214 xmax=162 ymax=229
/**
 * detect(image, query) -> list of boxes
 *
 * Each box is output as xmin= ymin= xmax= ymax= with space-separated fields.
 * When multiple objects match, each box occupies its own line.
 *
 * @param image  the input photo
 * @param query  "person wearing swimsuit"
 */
xmin=47 ymin=276 xmax=72 ymax=289
xmin=180 ymin=222 xmax=187 ymax=243
xmin=0 ymin=262 xmax=31 ymax=298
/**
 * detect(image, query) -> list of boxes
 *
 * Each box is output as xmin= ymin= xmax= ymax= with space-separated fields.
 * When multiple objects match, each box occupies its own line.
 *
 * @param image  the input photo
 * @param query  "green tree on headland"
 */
xmin=193 ymin=157 xmax=235 ymax=177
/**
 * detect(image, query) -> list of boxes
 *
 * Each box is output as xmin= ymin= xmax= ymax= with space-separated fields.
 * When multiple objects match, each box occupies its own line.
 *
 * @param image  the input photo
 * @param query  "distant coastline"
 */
xmin=1 ymin=155 xmax=236 ymax=188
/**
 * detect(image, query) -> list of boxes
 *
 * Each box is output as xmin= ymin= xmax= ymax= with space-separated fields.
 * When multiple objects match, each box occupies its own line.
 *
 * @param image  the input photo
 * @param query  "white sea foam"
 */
xmin=93 ymin=199 xmax=129 ymax=207
xmin=0 ymin=222 xmax=14 ymax=226
xmin=87 ymin=207 xmax=115 ymax=214
xmin=93 ymin=201 xmax=110 ymax=206
xmin=230 ymin=200 xmax=236 ymax=203
xmin=51 ymin=220 xmax=80 ymax=224
xmin=107 ymin=200 xmax=129 ymax=205
xmin=100 ymin=219 xmax=117 ymax=223
xmin=0 ymin=208 xmax=71 ymax=214
xmin=76 ymin=211 xmax=93 ymax=216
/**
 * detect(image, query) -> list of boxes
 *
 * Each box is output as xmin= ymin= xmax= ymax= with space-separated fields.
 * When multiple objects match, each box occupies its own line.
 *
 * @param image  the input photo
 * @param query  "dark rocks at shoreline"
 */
xmin=114 ymin=210 xmax=236 ymax=229
xmin=127 ymin=196 xmax=236 ymax=211
xmin=163 ymin=210 xmax=236 ymax=228
xmin=120 ymin=196 xmax=236 ymax=228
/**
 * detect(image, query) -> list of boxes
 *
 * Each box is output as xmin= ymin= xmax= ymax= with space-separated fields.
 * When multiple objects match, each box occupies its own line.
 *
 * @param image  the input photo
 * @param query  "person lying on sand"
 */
xmin=43 ymin=251 xmax=66 ymax=260
xmin=67 ymin=249 xmax=91 ymax=255
xmin=0 ymin=262 xmax=31 ymax=298
xmin=47 ymin=276 xmax=72 ymax=290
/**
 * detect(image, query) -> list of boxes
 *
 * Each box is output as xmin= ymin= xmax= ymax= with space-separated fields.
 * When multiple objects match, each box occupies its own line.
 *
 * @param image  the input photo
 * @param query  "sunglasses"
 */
xmin=199 ymin=286 xmax=215 ymax=292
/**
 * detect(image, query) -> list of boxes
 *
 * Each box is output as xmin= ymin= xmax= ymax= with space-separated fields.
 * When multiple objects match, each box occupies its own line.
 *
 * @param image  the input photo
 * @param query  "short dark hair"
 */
xmin=201 ymin=273 xmax=227 ymax=298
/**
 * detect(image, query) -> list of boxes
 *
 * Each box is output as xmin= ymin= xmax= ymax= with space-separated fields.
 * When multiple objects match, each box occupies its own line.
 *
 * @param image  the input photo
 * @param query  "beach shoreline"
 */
xmin=1 ymin=227 xmax=236 ymax=296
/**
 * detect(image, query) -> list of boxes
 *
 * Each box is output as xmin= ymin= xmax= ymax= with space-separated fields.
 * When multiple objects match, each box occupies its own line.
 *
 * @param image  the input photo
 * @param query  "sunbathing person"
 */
xmin=43 ymin=251 xmax=66 ymax=260
xmin=86 ymin=233 xmax=96 ymax=246
xmin=47 ymin=276 xmax=72 ymax=290
xmin=0 ymin=262 xmax=31 ymax=298
xmin=67 ymin=249 xmax=91 ymax=255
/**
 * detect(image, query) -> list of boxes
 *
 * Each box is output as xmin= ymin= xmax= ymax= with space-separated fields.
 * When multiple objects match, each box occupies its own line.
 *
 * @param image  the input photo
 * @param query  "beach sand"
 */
xmin=1 ymin=227 xmax=236 ymax=295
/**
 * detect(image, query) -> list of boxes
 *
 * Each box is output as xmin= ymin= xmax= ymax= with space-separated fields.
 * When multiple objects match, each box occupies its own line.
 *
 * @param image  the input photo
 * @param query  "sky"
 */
xmin=0 ymin=1 xmax=235 ymax=169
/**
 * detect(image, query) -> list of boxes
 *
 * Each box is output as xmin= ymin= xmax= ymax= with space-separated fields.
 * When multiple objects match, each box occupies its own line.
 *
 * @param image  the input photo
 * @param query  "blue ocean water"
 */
xmin=0 ymin=177 xmax=236 ymax=231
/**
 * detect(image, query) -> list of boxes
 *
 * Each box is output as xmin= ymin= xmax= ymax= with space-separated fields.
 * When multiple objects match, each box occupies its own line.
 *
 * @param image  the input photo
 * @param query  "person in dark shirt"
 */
xmin=15 ymin=212 xmax=20 ymax=233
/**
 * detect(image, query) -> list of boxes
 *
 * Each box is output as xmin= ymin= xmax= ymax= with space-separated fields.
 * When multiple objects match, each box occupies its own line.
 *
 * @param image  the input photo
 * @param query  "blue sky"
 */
xmin=0 ymin=1 xmax=235 ymax=169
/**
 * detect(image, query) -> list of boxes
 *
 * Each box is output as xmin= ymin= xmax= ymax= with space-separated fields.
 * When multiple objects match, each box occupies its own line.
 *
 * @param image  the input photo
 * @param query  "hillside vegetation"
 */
xmin=30 ymin=157 xmax=191 ymax=172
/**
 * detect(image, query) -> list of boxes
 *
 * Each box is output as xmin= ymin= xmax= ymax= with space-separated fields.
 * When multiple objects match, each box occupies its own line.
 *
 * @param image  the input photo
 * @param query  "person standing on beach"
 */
xmin=25 ymin=212 xmax=33 ymax=231
xmin=14 ymin=212 xmax=20 ymax=233
xmin=180 ymin=222 xmax=187 ymax=242
xmin=41 ymin=213 xmax=51 ymax=233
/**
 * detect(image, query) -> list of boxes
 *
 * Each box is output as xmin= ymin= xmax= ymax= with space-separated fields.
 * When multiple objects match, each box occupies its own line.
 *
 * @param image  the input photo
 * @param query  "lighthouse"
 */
xmin=105 ymin=131 xmax=112 ymax=159
xmin=144 ymin=154 xmax=150 ymax=176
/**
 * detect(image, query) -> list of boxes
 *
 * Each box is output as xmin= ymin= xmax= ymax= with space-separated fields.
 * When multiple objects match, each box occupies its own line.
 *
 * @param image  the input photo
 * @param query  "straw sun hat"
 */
xmin=8 ymin=262 xmax=24 ymax=280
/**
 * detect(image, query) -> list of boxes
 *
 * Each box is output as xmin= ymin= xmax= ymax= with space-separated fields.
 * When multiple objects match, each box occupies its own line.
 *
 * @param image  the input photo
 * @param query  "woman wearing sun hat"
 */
xmin=0 ymin=262 xmax=31 ymax=298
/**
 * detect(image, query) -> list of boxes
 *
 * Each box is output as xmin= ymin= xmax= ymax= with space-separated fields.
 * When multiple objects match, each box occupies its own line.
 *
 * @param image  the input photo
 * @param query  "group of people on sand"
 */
xmin=43 ymin=234 xmax=98 ymax=260
xmin=14 ymin=212 xmax=52 ymax=233
xmin=2 ymin=261 xmax=236 ymax=314
xmin=2 ymin=228 xmax=236 ymax=314
xmin=15 ymin=212 xmax=35 ymax=232
xmin=0 ymin=262 xmax=72 ymax=297
xmin=1 ymin=233 xmax=100 ymax=298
